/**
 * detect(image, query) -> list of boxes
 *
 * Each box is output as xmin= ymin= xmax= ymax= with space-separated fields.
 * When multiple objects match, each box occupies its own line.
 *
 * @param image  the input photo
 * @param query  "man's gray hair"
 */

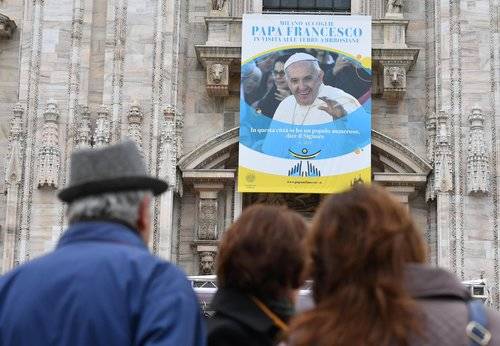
xmin=67 ymin=190 xmax=152 ymax=228
xmin=285 ymin=60 xmax=322 ymax=80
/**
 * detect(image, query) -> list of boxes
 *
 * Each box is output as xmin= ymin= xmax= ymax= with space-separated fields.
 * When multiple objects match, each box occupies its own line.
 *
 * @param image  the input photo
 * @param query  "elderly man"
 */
xmin=273 ymin=52 xmax=361 ymax=125
xmin=0 ymin=141 xmax=205 ymax=346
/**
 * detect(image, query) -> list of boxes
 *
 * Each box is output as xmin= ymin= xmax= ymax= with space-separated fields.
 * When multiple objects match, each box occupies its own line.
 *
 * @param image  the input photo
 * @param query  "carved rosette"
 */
xmin=206 ymin=61 xmax=229 ymax=97
xmin=5 ymin=103 xmax=25 ymax=188
xmin=127 ymin=101 xmax=144 ymax=152
xmin=37 ymin=100 xmax=61 ymax=188
xmin=75 ymin=105 xmax=92 ymax=149
xmin=433 ymin=110 xmax=453 ymax=194
xmin=467 ymin=107 xmax=490 ymax=194
xmin=94 ymin=105 xmax=111 ymax=147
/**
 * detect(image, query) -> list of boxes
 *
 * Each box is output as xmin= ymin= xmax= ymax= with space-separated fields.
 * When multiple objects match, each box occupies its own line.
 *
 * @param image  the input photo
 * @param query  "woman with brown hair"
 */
xmin=289 ymin=184 xmax=500 ymax=346
xmin=207 ymin=204 xmax=308 ymax=346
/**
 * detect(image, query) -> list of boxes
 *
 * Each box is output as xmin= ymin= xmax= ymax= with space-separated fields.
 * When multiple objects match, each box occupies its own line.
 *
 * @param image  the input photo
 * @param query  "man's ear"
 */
xmin=137 ymin=195 xmax=151 ymax=242
xmin=319 ymin=69 xmax=325 ymax=82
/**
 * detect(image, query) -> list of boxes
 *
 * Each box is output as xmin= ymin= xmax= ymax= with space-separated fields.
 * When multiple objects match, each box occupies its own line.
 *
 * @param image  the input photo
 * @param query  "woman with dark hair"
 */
xmin=254 ymin=55 xmax=291 ymax=118
xmin=207 ymin=204 xmax=308 ymax=346
xmin=289 ymin=184 xmax=500 ymax=346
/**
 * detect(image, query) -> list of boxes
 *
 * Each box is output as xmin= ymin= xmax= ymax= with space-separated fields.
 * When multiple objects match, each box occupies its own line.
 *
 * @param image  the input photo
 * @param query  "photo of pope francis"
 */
xmin=273 ymin=52 xmax=362 ymax=125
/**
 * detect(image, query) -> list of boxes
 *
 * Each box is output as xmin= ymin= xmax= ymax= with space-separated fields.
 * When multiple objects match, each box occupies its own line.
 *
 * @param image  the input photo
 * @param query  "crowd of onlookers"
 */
xmin=0 ymin=140 xmax=498 ymax=346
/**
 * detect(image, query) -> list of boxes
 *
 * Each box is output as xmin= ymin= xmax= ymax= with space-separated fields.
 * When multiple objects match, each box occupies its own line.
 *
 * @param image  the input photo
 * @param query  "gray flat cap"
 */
xmin=58 ymin=141 xmax=168 ymax=202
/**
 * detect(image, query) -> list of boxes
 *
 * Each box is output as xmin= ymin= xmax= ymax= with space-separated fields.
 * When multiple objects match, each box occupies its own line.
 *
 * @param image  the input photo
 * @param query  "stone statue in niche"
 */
xmin=386 ymin=66 xmax=405 ymax=87
xmin=212 ymin=0 xmax=226 ymax=11
xmin=209 ymin=63 xmax=225 ymax=84
xmin=199 ymin=251 xmax=216 ymax=275
xmin=386 ymin=0 xmax=403 ymax=14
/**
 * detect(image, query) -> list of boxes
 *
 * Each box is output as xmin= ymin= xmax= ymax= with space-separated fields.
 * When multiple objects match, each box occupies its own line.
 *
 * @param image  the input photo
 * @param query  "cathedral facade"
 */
xmin=1 ymin=0 xmax=500 ymax=305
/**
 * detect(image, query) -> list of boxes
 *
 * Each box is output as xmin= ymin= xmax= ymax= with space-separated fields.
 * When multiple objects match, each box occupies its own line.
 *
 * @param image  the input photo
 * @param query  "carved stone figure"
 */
xmin=433 ymin=110 xmax=453 ymax=193
xmin=37 ymin=100 xmax=61 ymax=188
xmin=209 ymin=63 xmax=226 ymax=84
xmin=75 ymin=105 xmax=92 ymax=149
xmin=386 ymin=66 xmax=405 ymax=87
xmin=5 ymin=104 xmax=24 ymax=188
xmin=199 ymin=251 xmax=216 ymax=275
xmin=127 ymin=101 xmax=144 ymax=152
xmin=386 ymin=0 xmax=403 ymax=14
xmin=94 ymin=105 xmax=111 ymax=147
xmin=0 ymin=13 xmax=17 ymax=39
xmin=467 ymin=107 xmax=490 ymax=194
xmin=212 ymin=0 xmax=226 ymax=11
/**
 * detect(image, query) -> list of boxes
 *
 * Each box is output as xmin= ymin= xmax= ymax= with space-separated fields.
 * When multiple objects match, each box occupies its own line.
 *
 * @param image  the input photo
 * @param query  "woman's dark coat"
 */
xmin=207 ymin=288 xmax=284 ymax=346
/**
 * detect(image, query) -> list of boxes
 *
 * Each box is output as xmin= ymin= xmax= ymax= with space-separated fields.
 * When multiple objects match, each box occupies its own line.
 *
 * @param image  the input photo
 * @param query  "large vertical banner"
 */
xmin=238 ymin=14 xmax=371 ymax=193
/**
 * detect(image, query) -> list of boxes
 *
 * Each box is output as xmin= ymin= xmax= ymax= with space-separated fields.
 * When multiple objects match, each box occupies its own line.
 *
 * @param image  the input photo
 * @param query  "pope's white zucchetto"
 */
xmin=284 ymin=52 xmax=319 ymax=71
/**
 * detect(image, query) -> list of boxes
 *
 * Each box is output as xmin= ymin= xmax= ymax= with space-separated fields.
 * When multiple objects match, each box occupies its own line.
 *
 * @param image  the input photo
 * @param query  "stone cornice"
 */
xmin=182 ymin=169 xmax=236 ymax=185
xmin=373 ymin=172 xmax=428 ymax=187
xmin=194 ymin=45 xmax=242 ymax=68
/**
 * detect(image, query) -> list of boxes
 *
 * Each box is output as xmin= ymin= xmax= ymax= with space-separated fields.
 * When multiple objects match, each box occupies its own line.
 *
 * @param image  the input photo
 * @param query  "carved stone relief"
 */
xmin=382 ymin=63 xmax=408 ymax=98
xmin=210 ymin=0 xmax=229 ymax=16
xmin=206 ymin=62 xmax=230 ymax=97
xmin=433 ymin=110 xmax=453 ymax=194
xmin=197 ymin=198 xmax=218 ymax=240
xmin=94 ymin=105 xmax=111 ymax=147
xmin=467 ymin=107 xmax=490 ymax=195
xmin=160 ymin=105 xmax=177 ymax=187
xmin=37 ymin=100 xmax=61 ymax=189
xmin=199 ymin=251 xmax=216 ymax=275
xmin=0 ymin=12 xmax=17 ymax=39
xmin=75 ymin=105 xmax=92 ymax=150
xmin=127 ymin=101 xmax=144 ymax=152
xmin=385 ymin=0 xmax=403 ymax=18
xmin=5 ymin=104 xmax=24 ymax=188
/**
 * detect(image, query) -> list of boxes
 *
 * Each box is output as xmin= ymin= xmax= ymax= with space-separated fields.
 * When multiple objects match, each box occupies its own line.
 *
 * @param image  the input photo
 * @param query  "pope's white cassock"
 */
xmin=273 ymin=84 xmax=361 ymax=125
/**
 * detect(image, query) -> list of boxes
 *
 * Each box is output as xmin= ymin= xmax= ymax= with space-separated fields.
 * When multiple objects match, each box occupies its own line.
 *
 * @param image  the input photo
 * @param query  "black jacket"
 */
xmin=207 ymin=288 xmax=283 ymax=346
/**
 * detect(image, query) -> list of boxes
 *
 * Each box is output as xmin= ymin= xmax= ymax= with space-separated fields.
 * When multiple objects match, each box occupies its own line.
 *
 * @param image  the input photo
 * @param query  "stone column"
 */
xmin=233 ymin=184 xmax=242 ymax=221
xmin=156 ymin=106 xmax=177 ymax=259
xmin=434 ymin=110 xmax=453 ymax=268
xmin=37 ymin=100 xmax=61 ymax=189
xmin=2 ymin=104 xmax=25 ymax=273
xmin=467 ymin=107 xmax=490 ymax=195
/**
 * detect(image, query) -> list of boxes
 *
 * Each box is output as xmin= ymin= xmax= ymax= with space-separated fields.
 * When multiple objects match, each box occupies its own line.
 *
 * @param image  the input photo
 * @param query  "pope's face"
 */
xmin=286 ymin=61 xmax=324 ymax=106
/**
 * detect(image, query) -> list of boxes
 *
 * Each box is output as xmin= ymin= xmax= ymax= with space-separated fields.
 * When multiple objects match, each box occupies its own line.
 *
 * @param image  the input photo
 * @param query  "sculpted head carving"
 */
xmin=199 ymin=251 xmax=216 ymax=275
xmin=386 ymin=66 xmax=405 ymax=87
xmin=209 ymin=63 xmax=226 ymax=84
xmin=128 ymin=101 xmax=143 ymax=124
xmin=44 ymin=100 xmax=60 ymax=123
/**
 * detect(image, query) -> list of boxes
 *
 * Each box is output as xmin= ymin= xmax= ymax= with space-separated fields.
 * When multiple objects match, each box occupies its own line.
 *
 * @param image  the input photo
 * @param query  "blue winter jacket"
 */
xmin=0 ymin=221 xmax=206 ymax=346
